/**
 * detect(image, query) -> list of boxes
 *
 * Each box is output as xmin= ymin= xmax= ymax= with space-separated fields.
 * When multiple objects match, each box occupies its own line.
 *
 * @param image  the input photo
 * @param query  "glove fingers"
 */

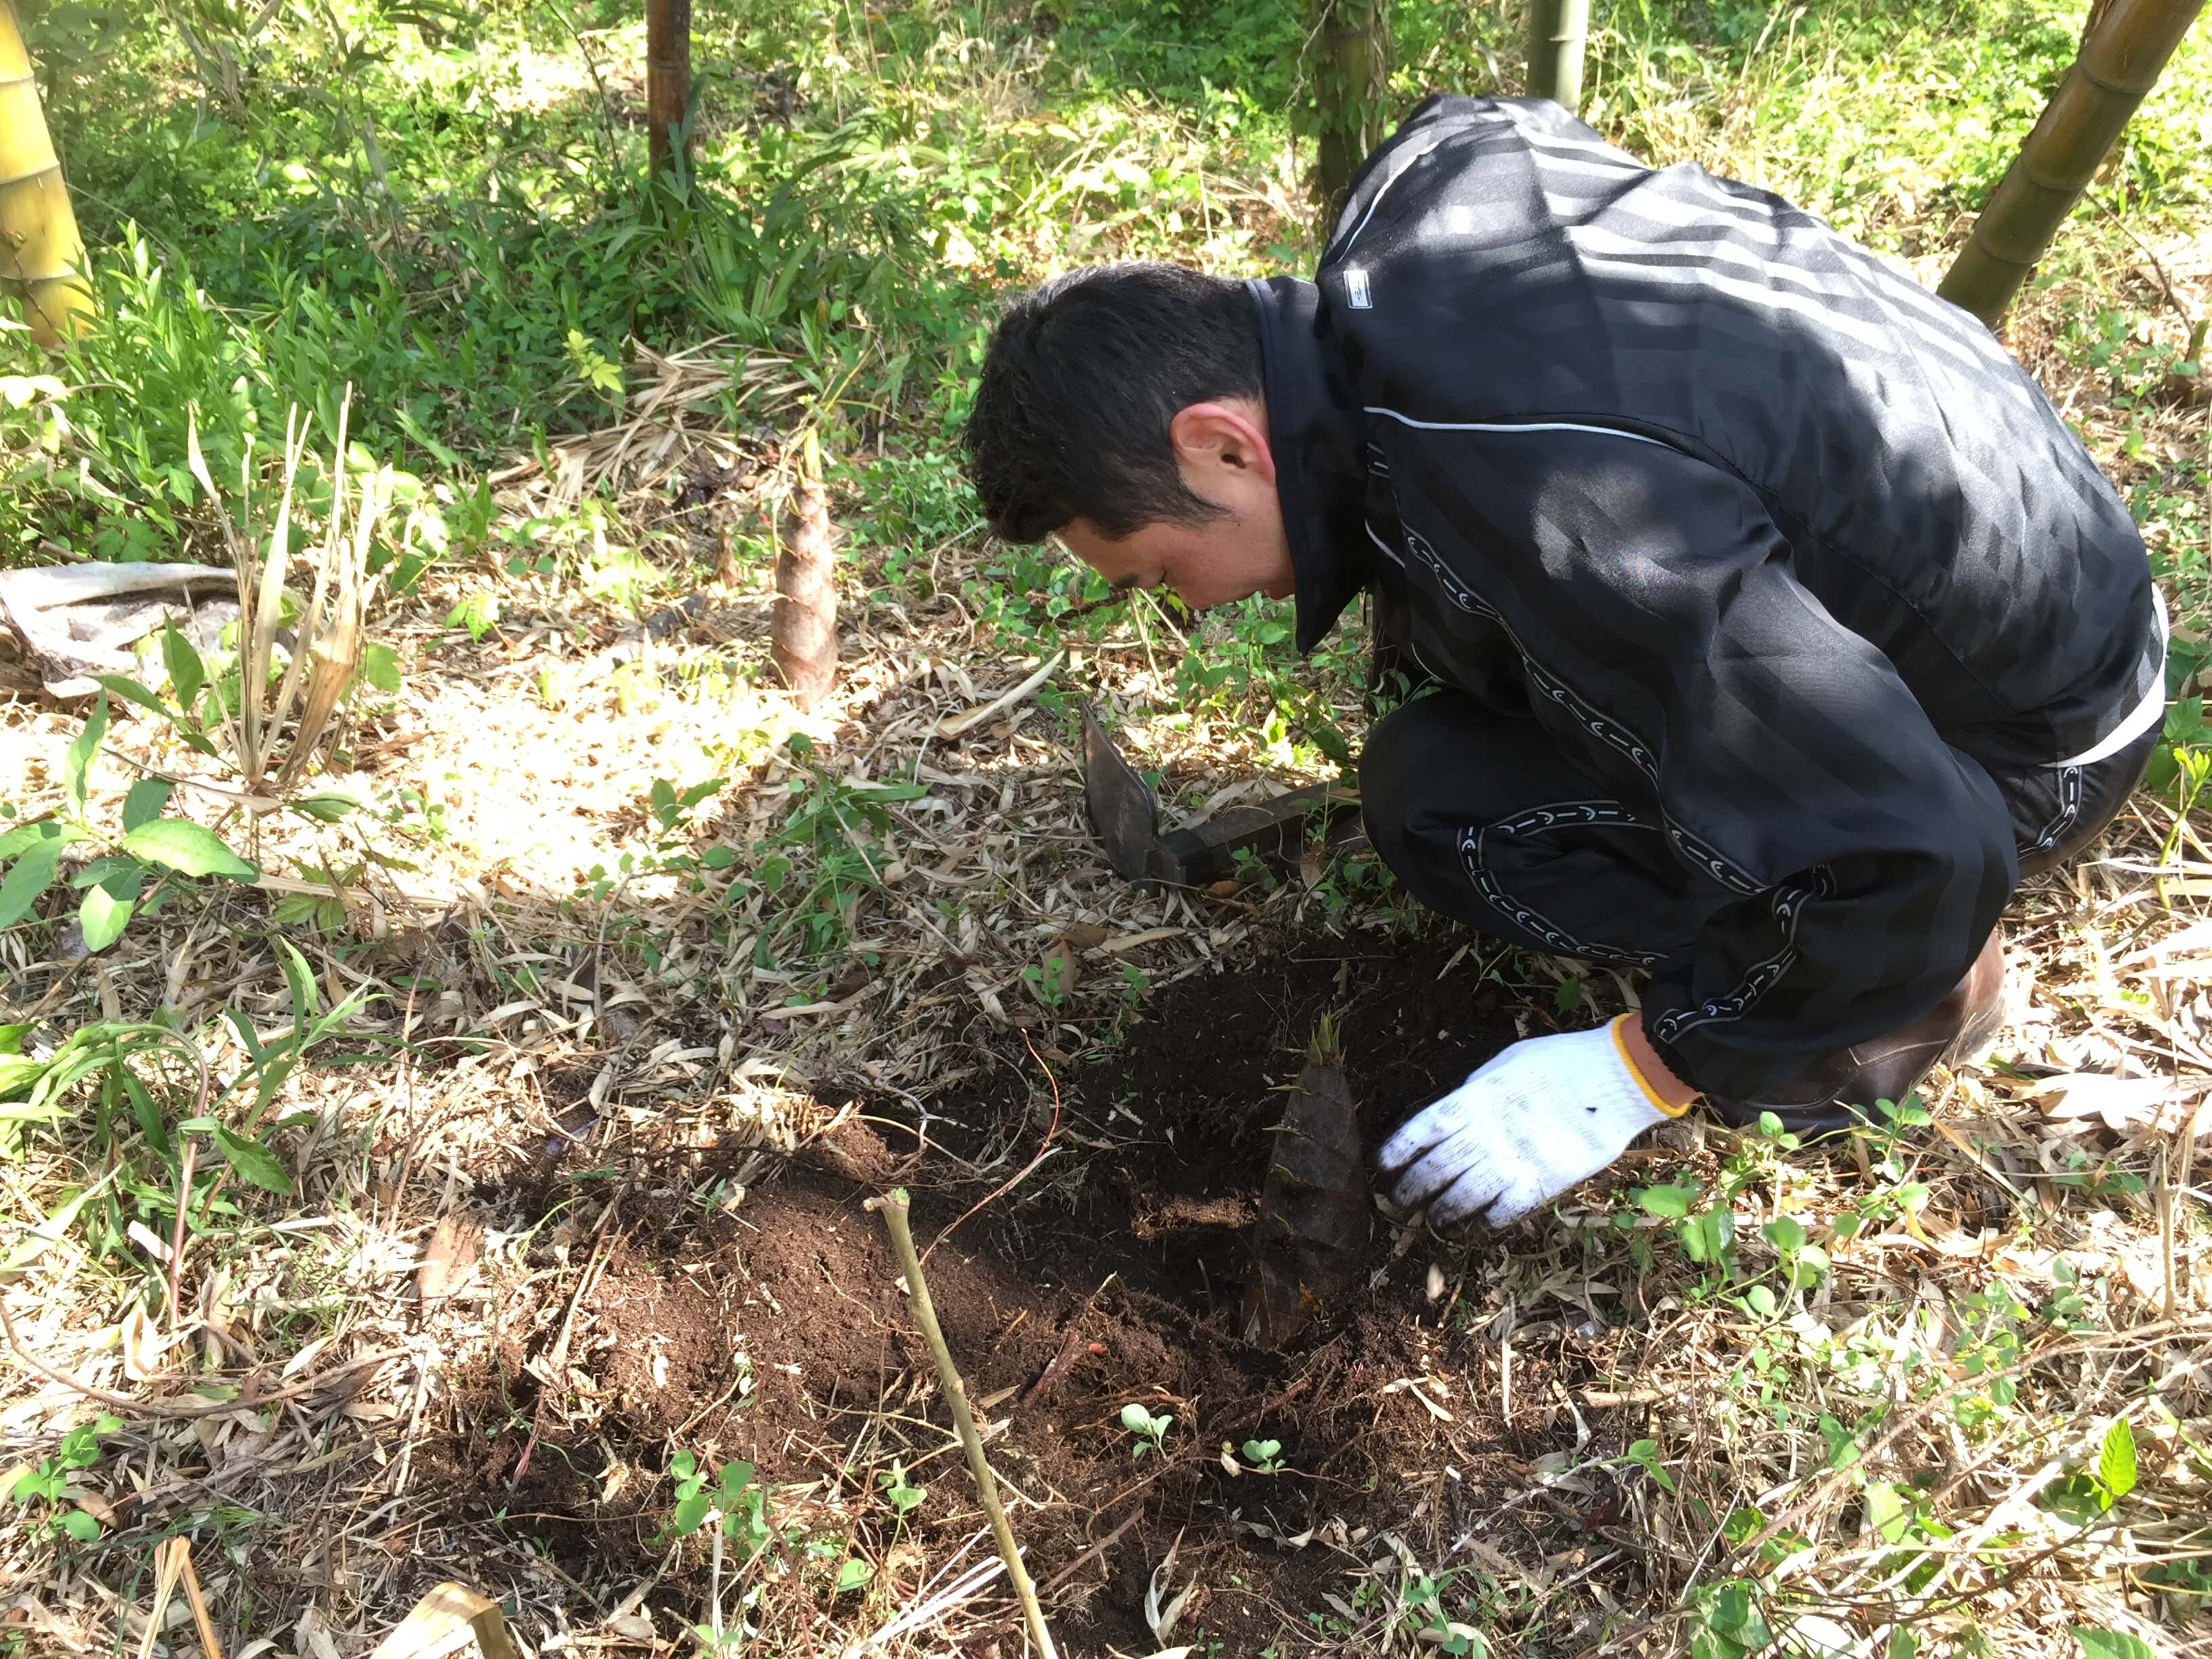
xmin=1481 ymin=1170 xmax=1551 ymax=1228
xmin=1427 ymin=1164 xmax=1509 ymax=1226
xmin=1378 ymin=1085 xmax=1483 ymax=1172
xmin=1384 ymin=1122 xmax=1499 ymax=1209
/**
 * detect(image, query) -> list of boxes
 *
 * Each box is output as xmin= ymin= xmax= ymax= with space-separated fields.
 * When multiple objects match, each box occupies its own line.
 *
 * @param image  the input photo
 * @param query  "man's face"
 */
xmin=1056 ymin=397 xmax=1294 ymax=614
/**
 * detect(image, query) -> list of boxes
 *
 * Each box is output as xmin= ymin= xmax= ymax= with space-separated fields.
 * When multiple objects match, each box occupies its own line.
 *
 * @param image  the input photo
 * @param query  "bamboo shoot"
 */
xmin=772 ymin=430 xmax=836 ymax=708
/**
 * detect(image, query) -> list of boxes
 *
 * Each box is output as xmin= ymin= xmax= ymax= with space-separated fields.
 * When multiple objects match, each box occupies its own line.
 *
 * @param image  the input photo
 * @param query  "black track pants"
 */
xmin=1360 ymin=691 xmax=2156 ymax=1121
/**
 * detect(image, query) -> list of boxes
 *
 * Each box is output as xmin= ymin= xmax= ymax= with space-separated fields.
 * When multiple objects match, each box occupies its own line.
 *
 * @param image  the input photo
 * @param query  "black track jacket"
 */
xmin=1250 ymin=96 xmax=2163 ymax=1097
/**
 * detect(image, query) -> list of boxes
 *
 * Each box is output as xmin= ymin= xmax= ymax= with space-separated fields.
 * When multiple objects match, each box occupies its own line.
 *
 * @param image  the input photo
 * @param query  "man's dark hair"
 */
xmin=962 ymin=262 xmax=1265 ymax=544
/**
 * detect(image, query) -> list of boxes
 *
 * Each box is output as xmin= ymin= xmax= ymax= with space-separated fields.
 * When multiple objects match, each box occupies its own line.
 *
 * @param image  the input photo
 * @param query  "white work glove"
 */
xmin=1378 ymin=1016 xmax=1689 ymax=1228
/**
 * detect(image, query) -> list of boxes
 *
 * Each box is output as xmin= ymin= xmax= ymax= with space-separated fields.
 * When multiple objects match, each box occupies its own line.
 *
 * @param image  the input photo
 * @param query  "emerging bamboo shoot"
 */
xmin=1244 ymin=1019 xmax=1368 ymax=1349
xmin=772 ymin=430 xmax=837 ymax=708
xmin=1939 ymin=0 xmax=2203 ymax=327
xmin=0 ymin=0 xmax=89 ymax=344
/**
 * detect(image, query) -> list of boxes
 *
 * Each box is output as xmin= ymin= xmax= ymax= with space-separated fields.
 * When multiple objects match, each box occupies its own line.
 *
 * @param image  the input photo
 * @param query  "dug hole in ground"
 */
xmin=431 ymin=934 xmax=1534 ymax=1652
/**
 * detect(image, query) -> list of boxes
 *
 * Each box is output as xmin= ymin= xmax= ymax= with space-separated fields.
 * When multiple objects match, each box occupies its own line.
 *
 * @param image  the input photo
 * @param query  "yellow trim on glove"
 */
xmin=1611 ymin=1014 xmax=1691 ymax=1118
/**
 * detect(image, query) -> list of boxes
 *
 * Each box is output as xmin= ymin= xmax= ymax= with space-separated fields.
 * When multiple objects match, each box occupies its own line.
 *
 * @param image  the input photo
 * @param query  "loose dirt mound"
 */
xmin=426 ymin=934 xmax=1637 ymax=1649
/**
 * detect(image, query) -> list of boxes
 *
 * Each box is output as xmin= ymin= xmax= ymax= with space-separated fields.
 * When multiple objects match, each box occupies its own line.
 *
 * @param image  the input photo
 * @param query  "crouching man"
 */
xmin=959 ymin=95 xmax=2166 ymax=1229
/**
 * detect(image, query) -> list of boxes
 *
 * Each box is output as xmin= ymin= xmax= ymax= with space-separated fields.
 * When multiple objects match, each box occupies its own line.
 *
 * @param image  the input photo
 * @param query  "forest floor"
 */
xmin=1 ymin=3 xmax=2210 ymax=1658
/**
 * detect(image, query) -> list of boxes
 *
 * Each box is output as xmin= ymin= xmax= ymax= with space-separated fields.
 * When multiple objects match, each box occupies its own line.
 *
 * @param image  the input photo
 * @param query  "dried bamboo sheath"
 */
xmin=0 ymin=1 xmax=88 ymax=344
xmin=1940 ymin=0 xmax=2203 ymax=325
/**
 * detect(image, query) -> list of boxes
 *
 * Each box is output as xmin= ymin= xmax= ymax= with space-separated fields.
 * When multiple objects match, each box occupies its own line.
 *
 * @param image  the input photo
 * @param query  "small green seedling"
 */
xmin=1241 ymin=1438 xmax=1285 ymax=1474
xmin=1624 ymin=1438 xmax=1676 ymax=1492
xmin=666 ymin=1451 xmax=773 ymax=1559
xmin=1121 ymin=1401 xmax=1173 ymax=1459
xmin=9 ymin=1413 xmax=121 ymax=1542
xmin=876 ymin=1459 xmax=926 ymax=1517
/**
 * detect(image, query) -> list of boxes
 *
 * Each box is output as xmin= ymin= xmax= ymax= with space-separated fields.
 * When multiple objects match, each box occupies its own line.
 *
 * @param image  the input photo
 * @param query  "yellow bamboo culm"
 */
xmin=0 ymin=0 xmax=89 ymax=345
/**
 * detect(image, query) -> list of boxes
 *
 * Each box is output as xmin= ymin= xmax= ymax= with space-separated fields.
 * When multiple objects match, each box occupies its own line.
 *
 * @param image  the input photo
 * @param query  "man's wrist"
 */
xmin=1612 ymin=1014 xmax=1700 ymax=1115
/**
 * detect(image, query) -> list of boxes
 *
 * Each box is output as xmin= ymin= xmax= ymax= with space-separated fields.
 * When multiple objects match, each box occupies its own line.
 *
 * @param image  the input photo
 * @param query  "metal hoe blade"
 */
xmin=1082 ymin=704 xmax=1360 ymax=889
xmin=1082 ymin=704 xmax=1163 ymax=882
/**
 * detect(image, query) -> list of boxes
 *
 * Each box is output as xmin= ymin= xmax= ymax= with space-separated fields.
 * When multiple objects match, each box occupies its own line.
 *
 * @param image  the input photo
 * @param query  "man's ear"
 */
xmin=1168 ymin=401 xmax=1276 ymax=487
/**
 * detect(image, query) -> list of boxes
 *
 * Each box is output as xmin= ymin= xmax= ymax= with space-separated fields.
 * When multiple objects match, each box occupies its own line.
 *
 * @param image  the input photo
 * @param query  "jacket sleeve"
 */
xmin=1401 ymin=426 xmax=2017 ymax=1101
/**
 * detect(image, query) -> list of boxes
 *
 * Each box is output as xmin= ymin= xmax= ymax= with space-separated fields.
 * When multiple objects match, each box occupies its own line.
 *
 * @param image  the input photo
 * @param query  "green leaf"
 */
xmin=1744 ymin=1284 xmax=1778 ymax=1318
xmin=0 ymin=1023 xmax=27 ymax=1055
xmin=1637 ymin=1183 xmax=1692 ymax=1218
xmin=718 ymin=1459 xmax=756 ymax=1502
xmin=834 ymin=1558 xmax=872 ymax=1593
xmin=1864 ymin=1481 xmax=1912 ymax=1544
xmin=121 ymin=778 xmax=174 ymax=833
xmin=361 ymin=642 xmax=402 ymax=695
xmin=59 ymin=1507 xmax=102 ymax=1542
xmin=120 ymin=820 xmax=257 ymax=880
xmin=68 ymin=855 xmax=140 ymax=890
xmin=289 ymin=792 xmax=361 ymax=823
xmin=1819 ymin=1414 xmax=1862 ymax=1471
xmin=1763 ymin=1215 xmax=1806 ymax=1253
xmin=62 ymin=693 xmax=108 ymax=814
xmin=77 ymin=881 xmax=137 ymax=954
xmin=0 ymin=837 xmax=66 ymax=927
xmin=162 ymin=622 xmax=205 ymax=708
xmin=211 ymin=1125 xmax=292 ymax=1195
xmin=1888 ymin=1629 xmax=1918 ymax=1659
xmin=274 ymin=937 xmax=321 ymax=1022
xmin=2072 ymin=1631 xmax=2156 ymax=1659
xmin=672 ymin=1491 xmax=712 ymax=1535
xmin=91 ymin=676 xmax=220 ymax=757
xmin=2097 ymin=1418 xmax=2137 ymax=1501
xmin=1626 ymin=1438 xmax=1677 ymax=1492
xmin=0 ymin=819 xmax=79 ymax=861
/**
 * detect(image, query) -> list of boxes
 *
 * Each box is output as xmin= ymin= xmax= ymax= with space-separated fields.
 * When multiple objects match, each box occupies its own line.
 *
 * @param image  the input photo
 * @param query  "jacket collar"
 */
xmin=1247 ymin=276 xmax=1370 ymax=653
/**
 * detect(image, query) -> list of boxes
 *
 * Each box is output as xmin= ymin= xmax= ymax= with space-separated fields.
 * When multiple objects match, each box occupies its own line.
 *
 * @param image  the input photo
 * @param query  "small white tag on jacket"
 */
xmin=1344 ymin=267 xmax=1372 ymax=308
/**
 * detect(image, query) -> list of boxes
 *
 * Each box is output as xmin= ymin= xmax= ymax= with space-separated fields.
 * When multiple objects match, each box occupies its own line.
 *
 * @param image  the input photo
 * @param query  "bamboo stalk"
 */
xmin=1526 ymin=0 xmax=1591 ymax=113
xmin=645 ymin=0 xmax=691 ymax=180
xmin=867 ymin=1189 xmax=1059 ymax=1659
xmin=771 ymin=429 xmax=838 ymax=708
xmin=0 ymin=0 xmax=89 ymax=344
xmin=1938 ymin=0 xmax=2204 ymax=327
xmin=1305 ymin=0 xmax=1391 ymax=224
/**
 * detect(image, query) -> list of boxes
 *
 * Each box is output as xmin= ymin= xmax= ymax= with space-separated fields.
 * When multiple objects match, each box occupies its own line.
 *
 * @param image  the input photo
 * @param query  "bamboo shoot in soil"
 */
xmin=1938 ymin=0 xmax=2203 ymax=327
xmin=0 ymin=1 xmax=90 ymax=344
xmin=773 ymin=432 xmax=836 ymax=708
xmin=1245 ymin=1033 xmax=1368 ymax=1349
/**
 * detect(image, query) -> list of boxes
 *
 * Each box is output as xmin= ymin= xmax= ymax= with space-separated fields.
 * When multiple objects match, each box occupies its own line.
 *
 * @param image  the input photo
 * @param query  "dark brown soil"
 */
xmin=421 ymin=933 xmax=1643 ymax=1652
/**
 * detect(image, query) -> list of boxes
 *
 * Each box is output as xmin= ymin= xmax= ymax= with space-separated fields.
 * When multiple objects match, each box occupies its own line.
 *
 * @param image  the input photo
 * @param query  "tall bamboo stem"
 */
xmin=1305 ymin=0 xmax=1391 ymax=225
xmin=0 ymin=0 xmax=89 ymax=344
xmin=1526 ymin=0 xmax=1591 ymax=114
xmin=645 ymin=0 xmax=691 ymax=179
xmin=1939 ymin=0 xmax=2203 ymax=327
